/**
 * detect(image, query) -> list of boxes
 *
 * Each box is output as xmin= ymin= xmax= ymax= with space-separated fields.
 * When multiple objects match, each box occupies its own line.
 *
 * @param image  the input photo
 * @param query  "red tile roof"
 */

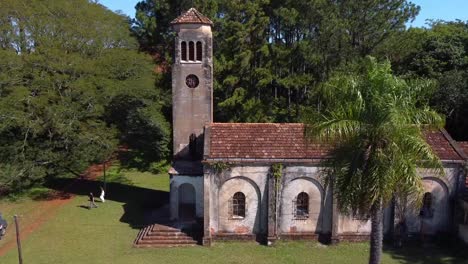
xmin=458 ymin=141 xmax=468 ymax=158
xmin=423 ymin=130 xmax=464 ymax=161
xmin=208 ymin=123 xmax=329 ymax=160
xmin=171 ymin=8 xmax=213 ymax=26
xmin=206 ymin=123 xmax=464 ymax=161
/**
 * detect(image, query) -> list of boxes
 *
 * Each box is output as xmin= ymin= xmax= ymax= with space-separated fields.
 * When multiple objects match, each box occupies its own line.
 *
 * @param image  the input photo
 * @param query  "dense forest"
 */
xmin=0 ymin=0 xmax=170 ymax=193
xmin=0 ymin=0 xmax=467 ymax=193
xmin=133 ymin=0 xmax=467 ymax=138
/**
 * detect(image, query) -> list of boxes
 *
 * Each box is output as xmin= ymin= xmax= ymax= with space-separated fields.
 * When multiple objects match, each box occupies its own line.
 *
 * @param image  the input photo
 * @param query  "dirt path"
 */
xmin=0 ymin=162 xmax=111 ymax=257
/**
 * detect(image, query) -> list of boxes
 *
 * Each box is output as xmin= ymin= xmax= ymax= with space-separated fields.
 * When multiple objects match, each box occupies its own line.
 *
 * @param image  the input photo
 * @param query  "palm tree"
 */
xmin=305 ymin=57 xmax=444 ymax=264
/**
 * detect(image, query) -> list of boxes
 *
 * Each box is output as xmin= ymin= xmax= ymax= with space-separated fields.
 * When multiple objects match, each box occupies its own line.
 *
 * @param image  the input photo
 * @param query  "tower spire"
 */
xmin=170 ymin=7 xmax=213 ymax=26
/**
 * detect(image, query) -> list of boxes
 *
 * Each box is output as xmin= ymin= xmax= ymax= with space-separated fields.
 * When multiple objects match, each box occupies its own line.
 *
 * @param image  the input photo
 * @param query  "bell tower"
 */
xmin=171 ymin=8 xmax=213 ymax=160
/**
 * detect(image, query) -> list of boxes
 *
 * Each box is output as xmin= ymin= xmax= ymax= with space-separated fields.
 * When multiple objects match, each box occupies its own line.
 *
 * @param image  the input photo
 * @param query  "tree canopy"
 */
xmin=0 ymin=0 xmax=170 ymax=194
xmin=305 ymin=57 xmax=444 ymax=264
xmin=132 ymin=0 xmax=421 ymax=122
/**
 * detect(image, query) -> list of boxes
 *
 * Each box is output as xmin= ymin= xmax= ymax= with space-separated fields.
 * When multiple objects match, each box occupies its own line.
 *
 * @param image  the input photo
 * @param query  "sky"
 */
xmin=98 ymin=0 xmax=468 ymax=28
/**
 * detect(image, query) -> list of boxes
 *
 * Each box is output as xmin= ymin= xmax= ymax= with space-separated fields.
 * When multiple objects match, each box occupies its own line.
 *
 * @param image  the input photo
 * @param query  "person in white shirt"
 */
xmin=99 ymin=186 xmax=105 ymax=203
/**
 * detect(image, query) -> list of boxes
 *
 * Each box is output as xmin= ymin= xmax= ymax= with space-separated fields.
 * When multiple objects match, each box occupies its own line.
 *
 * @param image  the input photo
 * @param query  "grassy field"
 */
xmin=1 ymin=166 xmax=467 ymax=264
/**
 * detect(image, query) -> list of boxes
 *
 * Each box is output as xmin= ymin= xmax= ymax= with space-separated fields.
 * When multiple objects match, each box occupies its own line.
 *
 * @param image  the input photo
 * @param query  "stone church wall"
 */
xmin=207 ymin=166 xmax=269 ymax=235
xmin=403 ymin=166 xmax=462 ymax=235
xmin=279 ymin=166 xmax=332 ymax=235
xmin=203 ymin=163 xmax=464 ymax=243
xmin=170 ymin=175 xmax=204 ymax=219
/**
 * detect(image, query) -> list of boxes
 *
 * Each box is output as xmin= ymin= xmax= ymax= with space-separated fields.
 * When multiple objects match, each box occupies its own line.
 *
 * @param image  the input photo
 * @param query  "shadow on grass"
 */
xmin=383 ymin=240 xmax=468 ymax=264
xmin=117 ymin=150 xmax=169 ymax=173
xmin=46 ymin=178 xmax=168 ymax=229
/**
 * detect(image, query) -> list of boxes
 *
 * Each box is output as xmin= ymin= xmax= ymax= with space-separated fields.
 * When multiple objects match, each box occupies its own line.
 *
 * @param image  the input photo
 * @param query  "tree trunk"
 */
xmin=369 ymin=200 xmax=384 ymax=264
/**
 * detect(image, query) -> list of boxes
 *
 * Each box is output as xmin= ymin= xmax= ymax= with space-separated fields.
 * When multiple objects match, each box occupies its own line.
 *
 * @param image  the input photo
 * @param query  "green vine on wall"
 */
xmin=271 ymin=163 xmax=283 ymax=190
xmin=271 ymin=163 xmax=283 ymax=180
xmin=210 ymin=161 xmax=231 ymax=175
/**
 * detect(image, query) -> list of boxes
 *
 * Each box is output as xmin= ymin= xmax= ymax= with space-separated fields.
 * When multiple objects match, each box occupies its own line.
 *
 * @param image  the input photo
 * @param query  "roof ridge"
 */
xmin=440 ymin=128 xmax=466 ymax=160
xmin=455 ymin=140 xmax=468 ymax=161
xmin=171 ymin=7 xmax=213 ymax=26
xmin=191 ymin=7 xmax=204 ymax=21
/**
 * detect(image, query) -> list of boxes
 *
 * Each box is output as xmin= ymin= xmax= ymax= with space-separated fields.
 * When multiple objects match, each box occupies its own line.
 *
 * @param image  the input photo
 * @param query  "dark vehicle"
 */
xmin=0 ymin=213 xmax=7 ymax=240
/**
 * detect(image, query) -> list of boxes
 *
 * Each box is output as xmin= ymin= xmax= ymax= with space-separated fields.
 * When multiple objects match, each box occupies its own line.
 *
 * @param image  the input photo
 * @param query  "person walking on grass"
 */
xmin=99 ymin=186 xmax=105 ymax=203
xmin=88 ymin=192 xmax=98 ymax=209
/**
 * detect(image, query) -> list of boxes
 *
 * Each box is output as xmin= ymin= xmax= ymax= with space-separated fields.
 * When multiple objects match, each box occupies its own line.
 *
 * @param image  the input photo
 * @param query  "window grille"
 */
xmin=229 ymin=192 xmax=246 ymax=219
xmin=294 ymin=192 xmax=309 ymax=220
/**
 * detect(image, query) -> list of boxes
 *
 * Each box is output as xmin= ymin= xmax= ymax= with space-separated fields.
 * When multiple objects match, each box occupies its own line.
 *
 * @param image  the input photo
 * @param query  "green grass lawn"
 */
xmin=1 ymin=166 xmax=467 ymax=264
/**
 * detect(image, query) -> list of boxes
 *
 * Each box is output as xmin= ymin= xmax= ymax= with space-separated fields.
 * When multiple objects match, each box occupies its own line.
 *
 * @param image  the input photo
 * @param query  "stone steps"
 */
xmin=134 ymin=223 xmax=200 ymax=248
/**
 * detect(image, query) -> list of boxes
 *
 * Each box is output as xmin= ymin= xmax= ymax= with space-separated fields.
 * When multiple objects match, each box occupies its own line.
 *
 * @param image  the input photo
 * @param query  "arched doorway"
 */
xmin=178 ymin=183 xmax=196 ymax=220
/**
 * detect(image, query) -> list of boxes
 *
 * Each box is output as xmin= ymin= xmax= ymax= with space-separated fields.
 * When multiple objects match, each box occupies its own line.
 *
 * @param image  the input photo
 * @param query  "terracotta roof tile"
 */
xmin=457 ymin=141 xmax=468 ymax=159
xmin=207 ymin=123 xmax=464 ymax=161
xmin=208 ymin=123 xmax=330 ymax=160
xmin=423 ymin=130 xmax=463 ymax=161
xmin=171 ymin=8 xmax=213 ymax=26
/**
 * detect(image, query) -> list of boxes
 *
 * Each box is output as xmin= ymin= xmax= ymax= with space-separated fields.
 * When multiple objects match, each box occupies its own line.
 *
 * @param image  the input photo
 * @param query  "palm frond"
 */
xmin=307 ymin=56 xmax=445 ymax=216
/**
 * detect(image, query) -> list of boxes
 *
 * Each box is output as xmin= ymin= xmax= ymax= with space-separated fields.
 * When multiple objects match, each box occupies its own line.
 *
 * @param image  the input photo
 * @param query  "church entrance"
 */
xmin=178 ymin=183 xmax=196 ymax=220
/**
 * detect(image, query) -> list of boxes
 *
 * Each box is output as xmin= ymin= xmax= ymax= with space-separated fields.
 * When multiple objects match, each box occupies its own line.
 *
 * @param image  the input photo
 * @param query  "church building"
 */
xmin=153 ymin=8 xmax=467 ymax=247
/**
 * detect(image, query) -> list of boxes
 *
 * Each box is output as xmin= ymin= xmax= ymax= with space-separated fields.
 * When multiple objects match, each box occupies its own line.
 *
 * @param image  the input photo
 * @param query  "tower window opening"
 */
xmin=181 ymin=41 xmax=187 ymax=61
xmin=189 ymin=41 xmax=195 ymax=61
xmin=196 ymin=41 xmax=202 ymax=61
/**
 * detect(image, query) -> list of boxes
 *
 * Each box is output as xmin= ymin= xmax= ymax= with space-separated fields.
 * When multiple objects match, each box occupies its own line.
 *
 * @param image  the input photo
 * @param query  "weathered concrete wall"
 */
xmin=338 ymin=215 xmax=371 ymax=234
xmin=172 ymin=24 xmax=213 ymax=159
xmin=337 ymin=166 xmax=463 ymax=236
xmin=209 ymin=166 xmax=269 ymax=235
xmin=202 ymin=163 xmax=464 ymax=242
xmin=218 ymin=177 xmax=260 ymax=233
xmin=170 ymin=175 xmax=204 ymax=219
xmin=279 ymin=166 xmax=331 ymax=234
xmin=206 ymin=165 xmax=333 ymax=237
xmin=404 ymin=166 xmax=462 ymax=235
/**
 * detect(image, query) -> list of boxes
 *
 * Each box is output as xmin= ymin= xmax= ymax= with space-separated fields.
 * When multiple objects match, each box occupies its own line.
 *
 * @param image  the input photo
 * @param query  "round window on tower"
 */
xmin=185 ymin=74 xmax=199 ymax=88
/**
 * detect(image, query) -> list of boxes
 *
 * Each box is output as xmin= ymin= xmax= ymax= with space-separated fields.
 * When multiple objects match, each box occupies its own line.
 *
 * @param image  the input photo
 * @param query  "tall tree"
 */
xmin=133 ymin=0 xmax=420 ymax=123
xmin=0 ymin=0 xmax=169 ymax=193
xmin=386 ymin=21 xmax=468 ymax=140
xmin=305 ymin=57 xmax=443 ymax=264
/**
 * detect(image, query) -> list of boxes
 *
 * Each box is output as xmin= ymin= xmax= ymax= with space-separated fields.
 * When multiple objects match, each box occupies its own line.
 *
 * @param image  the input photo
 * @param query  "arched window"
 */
xmin=189 ymin=41 xmax=195 ymax=61
xmin=181 ymin=41 xmax=187 ymax=61
xmin=231 ymin=192 xmax=246 ymax=218
xmin=295 ymin=192 xmax=309 ymax=219
xmin=420 ymin=192 xmax=433 ymax=218
xmin=196 ymin=41 xmax=202 ymax=61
